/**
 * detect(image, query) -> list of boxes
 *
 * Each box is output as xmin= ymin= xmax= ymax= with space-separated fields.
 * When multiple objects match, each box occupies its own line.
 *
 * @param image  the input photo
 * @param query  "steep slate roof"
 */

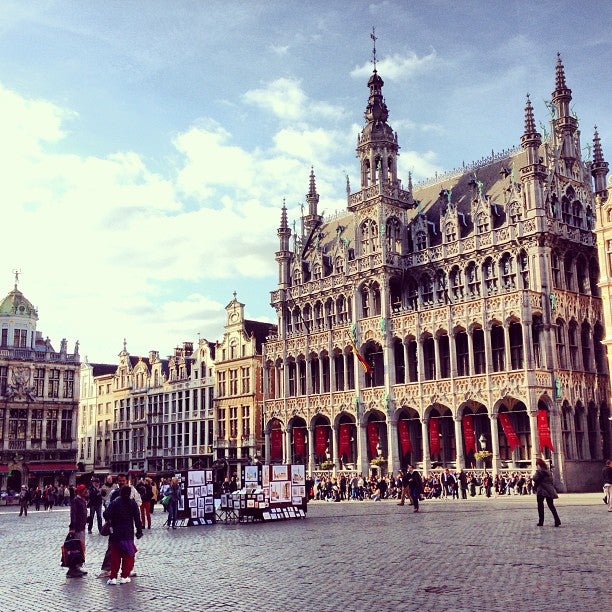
xmin=91 ymin=363 xmax=118 ymax=377
xmin=244 ymin=320 xmax=277 ymax=353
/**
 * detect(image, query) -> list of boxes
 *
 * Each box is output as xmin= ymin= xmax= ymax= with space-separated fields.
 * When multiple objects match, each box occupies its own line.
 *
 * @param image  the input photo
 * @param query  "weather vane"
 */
xmin=13 ymin=268 xmax=21 ymax=288
xmin=371 ymin=27 xmax=378 ymax=72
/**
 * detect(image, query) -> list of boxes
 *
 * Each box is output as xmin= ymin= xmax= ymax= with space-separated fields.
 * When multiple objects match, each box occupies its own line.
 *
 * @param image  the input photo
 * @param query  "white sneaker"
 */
xmin=119 ymin=577 xmax=131 ymax=584
xmin=106 ymin=578 xmax=117 ymax=585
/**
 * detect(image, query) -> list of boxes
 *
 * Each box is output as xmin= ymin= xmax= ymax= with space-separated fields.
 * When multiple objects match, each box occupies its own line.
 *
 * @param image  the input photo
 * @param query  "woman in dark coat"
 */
xmin=105 ymin=485 xmax=143 ymax=584
xmin=532 ymin=457 xmax=561 ymax=527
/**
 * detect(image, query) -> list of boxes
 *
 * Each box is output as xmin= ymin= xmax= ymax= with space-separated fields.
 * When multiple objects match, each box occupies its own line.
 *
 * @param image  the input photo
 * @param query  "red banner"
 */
xmin=537 ymin=410 xmax=555 ymax=452
xmin=398 ymin=419 xmax=412 ymax=454
xmin=429 ymin=417 xmax=440 ymax=456
xmin=462 ymin=414 xmax=477 ymax=454
xmin=339 ymin=423 xmax=351 ymax=457
xmin=293 ymin=428 xmax=306 ymax=459
xmin=367 ymin=422 xmax=379 ymax=459
xmin=315 ymin=425 xmax=328 ymax=457
xmin=498 ymin=412 xmax=521 ymax=452
xmin=270 ymin=427 xmax=283 ymax=461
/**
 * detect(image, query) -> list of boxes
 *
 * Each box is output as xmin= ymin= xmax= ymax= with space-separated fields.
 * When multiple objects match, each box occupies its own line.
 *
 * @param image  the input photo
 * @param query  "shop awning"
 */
xmin=0 ymin=465 xmax=10 ymax=473
xmin=27 ymin=462 xmax=76 ymax=473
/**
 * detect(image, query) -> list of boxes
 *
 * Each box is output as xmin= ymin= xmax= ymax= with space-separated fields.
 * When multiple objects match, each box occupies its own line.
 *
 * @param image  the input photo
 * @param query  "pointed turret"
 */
xmin=551 ymin=53 xmax=578 ymax=161
xmin=276 ymin=200 xmax=292 ymax=288
xmin=520 ymin=94 xmax=542 ymax=166
xmin=592 ymin=127 xmax=609 ymax=200
xmin=303 ymin=167 xmax=322 ymax=234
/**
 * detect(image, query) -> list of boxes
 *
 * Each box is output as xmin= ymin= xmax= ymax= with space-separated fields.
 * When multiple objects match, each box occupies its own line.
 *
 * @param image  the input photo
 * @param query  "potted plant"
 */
xmin=320 ymin=460 xmax=334 ymax=470
xmin=371 ymin=456 xmax=387 ymax=466
xmin=474 ymin=450 xmax=493 ymax=461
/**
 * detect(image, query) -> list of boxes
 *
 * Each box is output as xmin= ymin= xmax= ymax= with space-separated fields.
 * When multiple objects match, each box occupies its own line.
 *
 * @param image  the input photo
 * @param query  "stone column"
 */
xmin=484 ymin=323 xmax=493 ymax=373
xmin=503 ymin=321 xmax=512 ymax=370
xmin=529 ymin=409 xmax=539 ymax=464
xmin=454 ymin=414 xmax=464 ymax=469
xmin=332 ymin=423 xmax=339 ymax=470
xmin=284 ymin=427 xmax=292 ymax=464
xmin=357 ymin=422 xmax=368 ymax=475
xmin=421 ymin=417 xmax=431 ymax=475
xmin=387 ymin=418 xmax=399 ymax=475
xmin=433 ymin=336 xmax=441 ymax=380
xmin=264 ymin=429 xmax=271 ymax=464
xmin=467 ymin=328 xmax=475 ymax=375
xmin=307 ymin=425 xmax=315 ymax=474
xmin=490 ymin=413 xmax=500 ymax=476
xmin=449 ymin=331 xmax=457 ymax=378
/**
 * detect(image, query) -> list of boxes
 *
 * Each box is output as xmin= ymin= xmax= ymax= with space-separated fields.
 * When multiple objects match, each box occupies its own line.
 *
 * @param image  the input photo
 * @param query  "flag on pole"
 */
xmin=348 ymin=335 xmax=372 ymax=375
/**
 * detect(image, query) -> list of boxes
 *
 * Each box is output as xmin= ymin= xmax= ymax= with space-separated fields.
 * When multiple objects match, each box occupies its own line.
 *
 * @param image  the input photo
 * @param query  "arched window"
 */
xmin=551 ymin=252 xmax=561 ymax=288
xmin=483 ymin=257 xmax=498 ymax=295
xmin=421 ymin=275 xmax=434 ymax=306
xmin=568 ymin=321 xmax=579 ymax=369
xmin=371 ymin=282 xmax=382 ymax=316
xmin=386 ymin=217 xmax=402 ymax=253
xmin=555 ymin=318 xmax=566 ymax=369
xmin=500 ymin=253 xmax=516 ymax=290
xmin=518 ymin=250 xmax=529 ymax=289
xmin=466 ymin=262 xmax=480 ymax=297
xmin=360 ymin=219 xmax=379 ymax=254
xmin=509 ymin=322 xmax=523 ymax=369
xmin=449 ymin=266 xmax=463 ymax=301
xmin=564 ymin=253 xmax=574 ymax=291
xmin=435 ymin=270 xmax=447 ymax=305
xmin=581 ymin=321 xmax=592 ymax=371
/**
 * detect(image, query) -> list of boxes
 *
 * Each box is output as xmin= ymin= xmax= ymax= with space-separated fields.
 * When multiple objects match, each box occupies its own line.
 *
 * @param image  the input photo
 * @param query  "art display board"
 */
xmin=224 ymin=464 xmax=306 ymax=522
xmin=175 ymin=469 xmax=217 ymax=526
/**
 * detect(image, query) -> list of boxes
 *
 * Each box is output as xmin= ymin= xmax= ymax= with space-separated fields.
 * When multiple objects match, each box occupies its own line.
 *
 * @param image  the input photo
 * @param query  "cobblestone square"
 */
xmin=0 ymin=492 xmax=607 ymax=612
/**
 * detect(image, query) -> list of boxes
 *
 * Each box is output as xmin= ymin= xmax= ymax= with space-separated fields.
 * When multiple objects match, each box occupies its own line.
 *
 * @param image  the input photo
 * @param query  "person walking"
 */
xmin=602 ymin=459 xmax=612 ymax=512
xmin=532 ymin=458 xmax=561 ymax=527
xmin=104 ymin=485 xmax=143 ymax=585
xmin=87 ymin=478 xmax=104 ymax=534
xmin=66 ymin=484 xmax=89 ymax=578
xmin=18 ymin=485 xmax=31 ymax=517
xmin=136 ymin=477 xmax=153 ymax=529
xmin=406 ymin=465 xmax=423 ymax=513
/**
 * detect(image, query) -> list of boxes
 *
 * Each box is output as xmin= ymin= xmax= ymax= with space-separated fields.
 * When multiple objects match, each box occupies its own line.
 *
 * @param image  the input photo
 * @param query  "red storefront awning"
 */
xmin=27 ymin=462 xmax=76 ymax=473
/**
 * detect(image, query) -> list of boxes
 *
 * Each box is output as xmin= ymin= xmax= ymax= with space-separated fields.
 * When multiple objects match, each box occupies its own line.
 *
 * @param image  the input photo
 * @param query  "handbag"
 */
xmin=100 ymin=521 xmax=112 ymax=536
xmin=61 ymin=534 xmax=85 ymax=567
xmin=161 ymin=494 xmax=171 ymax=506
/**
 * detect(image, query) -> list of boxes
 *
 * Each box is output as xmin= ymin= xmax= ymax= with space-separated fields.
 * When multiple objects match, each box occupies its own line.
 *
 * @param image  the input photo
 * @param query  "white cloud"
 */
xmin=351 ymin=50 xmax=438 ymax=80
xmin=243 ymin=77 xmax=344 ymax=121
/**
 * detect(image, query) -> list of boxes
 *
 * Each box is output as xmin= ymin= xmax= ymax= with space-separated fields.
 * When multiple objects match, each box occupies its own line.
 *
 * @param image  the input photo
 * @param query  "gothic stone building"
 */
xmin=263 ymin=55 xmax=611 ymax=492
xmin=0 ymin=279 xmax=80 ymax=490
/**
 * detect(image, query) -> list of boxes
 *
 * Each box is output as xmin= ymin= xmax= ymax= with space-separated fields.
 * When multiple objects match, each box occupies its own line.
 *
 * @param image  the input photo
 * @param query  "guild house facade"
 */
xmin=263 ymin=53 xmax=610 ymax=492
xmin=0 ymin=276 xmax=80 ymax=490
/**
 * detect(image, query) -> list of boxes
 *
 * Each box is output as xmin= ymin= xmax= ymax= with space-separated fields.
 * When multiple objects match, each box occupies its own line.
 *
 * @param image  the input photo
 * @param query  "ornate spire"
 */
xmin=353 ymin=30 xmax=400 ymax=193
xmin=554 ymin=52 xmax=567 ymax=91
xmin=591 ymin=126 xmax=609 ymax=198
xmin=306 ymin=166 xmax=319 ymax=216
xmin=523 ymin=94 xmax=537 ymax=135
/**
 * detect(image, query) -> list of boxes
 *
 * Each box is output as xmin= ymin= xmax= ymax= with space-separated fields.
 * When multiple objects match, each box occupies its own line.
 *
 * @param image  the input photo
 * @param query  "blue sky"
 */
xmin=2 ymin=1 xmax=610 ymax=363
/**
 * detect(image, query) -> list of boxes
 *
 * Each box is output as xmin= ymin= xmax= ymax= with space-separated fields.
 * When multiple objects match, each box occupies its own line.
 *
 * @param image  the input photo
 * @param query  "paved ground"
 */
xmin=0 ymin=492 xmax=608 ymax=612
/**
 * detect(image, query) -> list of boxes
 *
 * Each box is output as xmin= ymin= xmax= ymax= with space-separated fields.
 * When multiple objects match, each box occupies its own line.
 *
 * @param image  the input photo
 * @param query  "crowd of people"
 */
xmin=310 ymin=469 xmax=540 ymax=503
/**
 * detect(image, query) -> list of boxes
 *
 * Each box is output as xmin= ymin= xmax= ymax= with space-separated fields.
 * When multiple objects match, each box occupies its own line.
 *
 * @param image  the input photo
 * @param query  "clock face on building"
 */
xmin=230 ymin=312 xmax=238 ymax=322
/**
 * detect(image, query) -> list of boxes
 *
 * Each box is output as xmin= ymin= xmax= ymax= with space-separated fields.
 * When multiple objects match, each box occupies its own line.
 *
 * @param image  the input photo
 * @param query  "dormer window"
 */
xmin=476 ymin=213 xmax=489 ymax=234
xmin=509 ymin=201 xmax=522 ymax=223
xmin=416 ymin=231 xmax=427 ymax=251
xmin=444 ymin=222 xmax=456 ymax=243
